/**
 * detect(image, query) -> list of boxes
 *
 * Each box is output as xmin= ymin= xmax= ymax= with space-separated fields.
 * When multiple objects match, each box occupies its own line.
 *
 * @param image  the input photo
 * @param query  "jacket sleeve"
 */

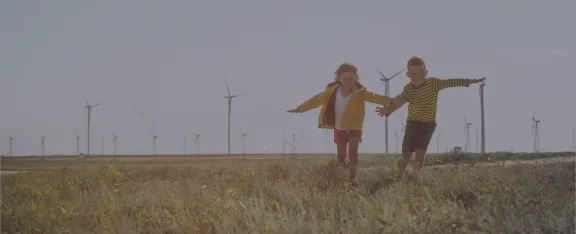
xmin=296 ymin=92 xmax=325 ymax=112
xmin=362 ymin=90 xmax=393 ymax=105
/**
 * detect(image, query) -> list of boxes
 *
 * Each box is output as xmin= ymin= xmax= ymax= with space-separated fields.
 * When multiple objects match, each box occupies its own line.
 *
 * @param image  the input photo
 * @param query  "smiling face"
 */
xmin=334 ymin=63 xmax=359 ymax=89
xmin=338 ymin=70 xmax=358 ymax=88
xmin=407 ymin=64 xmax=427 ymax=83
xmin=406 ymin=57 xmax=428 ymax=84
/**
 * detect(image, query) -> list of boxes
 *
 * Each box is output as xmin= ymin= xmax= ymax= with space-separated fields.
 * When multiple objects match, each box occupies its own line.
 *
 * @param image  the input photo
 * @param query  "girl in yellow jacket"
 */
xmin=287 ymin=63 xmax=393 ymax=186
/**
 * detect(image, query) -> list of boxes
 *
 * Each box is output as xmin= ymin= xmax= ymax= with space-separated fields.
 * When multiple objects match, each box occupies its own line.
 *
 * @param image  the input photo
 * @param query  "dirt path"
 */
xmin=361 ymin=156 xmax=575 ymax=173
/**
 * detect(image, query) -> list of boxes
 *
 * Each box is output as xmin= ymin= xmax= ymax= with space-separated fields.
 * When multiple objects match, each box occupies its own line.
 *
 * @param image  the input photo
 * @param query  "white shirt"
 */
xmin=335 ymin=87 xmax=352 ymax=130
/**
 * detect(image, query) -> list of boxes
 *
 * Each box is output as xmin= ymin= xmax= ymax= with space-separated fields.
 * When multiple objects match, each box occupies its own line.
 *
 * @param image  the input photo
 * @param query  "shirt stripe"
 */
xmin=391 ymin=77 xmax=469 ymax=123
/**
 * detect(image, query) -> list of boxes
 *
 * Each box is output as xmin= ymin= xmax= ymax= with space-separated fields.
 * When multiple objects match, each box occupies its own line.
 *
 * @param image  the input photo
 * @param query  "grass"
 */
xmin=1 ymin=159 xmax=574 ymax=233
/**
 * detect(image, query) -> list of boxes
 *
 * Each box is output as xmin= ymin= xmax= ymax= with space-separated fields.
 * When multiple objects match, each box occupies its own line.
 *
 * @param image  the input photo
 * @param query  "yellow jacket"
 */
xmin=297 ymin=82 xmax=392 ymax=130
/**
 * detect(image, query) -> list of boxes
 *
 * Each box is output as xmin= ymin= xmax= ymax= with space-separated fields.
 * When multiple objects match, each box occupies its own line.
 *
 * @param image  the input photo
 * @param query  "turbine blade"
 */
xmin=224 ymin=77 xmax=231 ymax=96
xmin=85 ymin=100 xmax=89 ymax=106
xmin=388 ymin=68 xmax=407 ymax=80
xmin=231 ymin=92 xmax=248 ymax=98
xmin=376 ymin=68 xmax=388 ymax=80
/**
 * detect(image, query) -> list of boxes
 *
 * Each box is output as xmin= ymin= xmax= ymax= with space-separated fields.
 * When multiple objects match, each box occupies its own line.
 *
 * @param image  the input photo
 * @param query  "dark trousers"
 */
xmin=402 ymin=121 xmax=437 ymax=154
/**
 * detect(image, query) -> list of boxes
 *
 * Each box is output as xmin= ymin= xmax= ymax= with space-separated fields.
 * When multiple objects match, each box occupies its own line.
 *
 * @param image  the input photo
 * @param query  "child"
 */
xmin=287 ymin=63 xmax=393 ymax=186
xmin=377 ymin=56 xmax=486 ymax=179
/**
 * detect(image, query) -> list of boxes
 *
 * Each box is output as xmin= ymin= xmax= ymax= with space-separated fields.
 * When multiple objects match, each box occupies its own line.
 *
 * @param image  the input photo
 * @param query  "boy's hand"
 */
xmin=376 ymin=106 xmax=391 ymax=117
xmin=469 ymin=77 xmax=486 ymax=84
xmin=287 ymin=109 xmax=300 ymax=113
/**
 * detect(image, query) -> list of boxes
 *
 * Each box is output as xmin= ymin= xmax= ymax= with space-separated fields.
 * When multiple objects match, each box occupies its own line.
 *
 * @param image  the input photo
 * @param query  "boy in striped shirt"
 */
xmin=377 ymin=56 xmax=485 ymax=179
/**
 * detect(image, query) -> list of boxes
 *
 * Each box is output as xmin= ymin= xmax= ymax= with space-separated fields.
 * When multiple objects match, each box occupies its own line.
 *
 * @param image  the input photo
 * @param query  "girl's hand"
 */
xmin=287 ymin=109 xmax=300 ymax=113
xmin=376 ymin=106 xmax=391 ymax=117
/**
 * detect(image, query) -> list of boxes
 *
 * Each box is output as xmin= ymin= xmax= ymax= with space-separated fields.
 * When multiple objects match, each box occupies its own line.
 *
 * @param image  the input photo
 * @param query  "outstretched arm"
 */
xmin=362 ymin=90 xmax=393 ymax=105
xmin=433 ymin=78 xmax=470 ymax=90
xmin=291 ymin=92 xmax=325 ymax=113
xmin=433 ymin=77 xmax=486 ymax=90
xmin=387 ymin=95 xmax=407 ymax=114
xmin=377 ymin=88 xmax=410 ymax=117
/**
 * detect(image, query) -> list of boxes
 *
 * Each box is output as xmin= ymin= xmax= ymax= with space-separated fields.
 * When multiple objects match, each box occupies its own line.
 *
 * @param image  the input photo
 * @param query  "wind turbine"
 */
xmin=436 ymin=132 xmax=441 ymax=153
xmin=572 ymin=128 xmax=576 ymax=156
xmin=152 ymin=128 xmax=158 ymax=155
xmin=41 ymin=133 xmax=46 ymax=156
xmin=393 ymin=130 xmax=401 ymax=155
xmin=240 ymin=128 xmax=247 ymax=159
xmin=194 ymin=132 xmax=200 ymax=154
xmin=9 ymin=136 xmax=14 ymax=156
xmin=112 ymin=133 xmax=118 ymax=157
xmin=475 ymin=128 xmax=479 ymax=153
xmin=85 ymin=100 xmax=99 ymax=156
xmin=438 ymin=131 xmax=449 ymax=152
xmin=479 ymin=81 xmax=487 ymax=154
xmin=224 ymin=77 xmax=247 ymax=155
xmin=532 ymin=113 xmax=540 ymax=153
xmin=283 ymin=133 xmax=287 ymax=159
xmin=284 ymin=133 xmax=298 ymax=159
xmin=377 ymin=67 xmax=407 ymax=154
xmin=75 ymin=133 xmax=80 ymax=155
xmin=464 ymin=117 xmax=472 ymax=153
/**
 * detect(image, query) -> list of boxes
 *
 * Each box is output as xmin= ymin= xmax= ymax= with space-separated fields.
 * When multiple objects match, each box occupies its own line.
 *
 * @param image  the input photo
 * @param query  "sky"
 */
xmin=1 ymin=0 xmax=575 ymax=156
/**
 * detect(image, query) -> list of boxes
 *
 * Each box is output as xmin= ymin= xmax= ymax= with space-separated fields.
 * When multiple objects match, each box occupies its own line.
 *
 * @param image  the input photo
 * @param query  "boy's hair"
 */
xmin=334 ymin=63 xmax=359 ymax=81
xmin=407 ymin=56 xmax=425 ymax=69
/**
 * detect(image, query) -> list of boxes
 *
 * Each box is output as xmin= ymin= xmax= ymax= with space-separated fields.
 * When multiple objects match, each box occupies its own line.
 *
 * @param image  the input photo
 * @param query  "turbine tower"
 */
xmin=152 ymin=129 xmax=158 ymax=155
xmin=283 ymin=133 xmax=286 ymax=159
xmin=475 ymin=127 xmax=479 ymax=153
xmin=75 ymin=133 xmax=80 ymax=155
xmin=393 ymin=130 xmax=401 ymax=155
xmin=223 ymin=77 xmax=247 ymax=155
xmin=41 ymin=133 xmax=46 ymax=156
xmin=194 ymin=133 xmax=200 ymax=154
xmin=436 ymin=132 xmax=441 ymax=153
xmin=464 ymin=117 xmax=472 ymax=153
xmin=532 ymin=113 xmax=540 ymax=153
xmin=377 ymin=68 xmax=406 ymax=154
xmin=285 ymin=133 xmax=298 ymax=158
xmin=240 ymin=128 xmax=247 ymax=159
xmin=112 ymin=133 xmax=118 ymax=156
xmin=85 ymin=100 xmax=99 ymax=156
xmin=479 ymin=81 xmax=486 ymax=154
xmin=572 ymin=128 xmax=576 ymax=156
xmin=9 ymin=136 xmax=14 ymax=156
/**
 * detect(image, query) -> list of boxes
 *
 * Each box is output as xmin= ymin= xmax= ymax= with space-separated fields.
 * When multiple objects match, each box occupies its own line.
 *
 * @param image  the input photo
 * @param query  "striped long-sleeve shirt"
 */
xmin=389 ymin=77 xmax=470 ymax=123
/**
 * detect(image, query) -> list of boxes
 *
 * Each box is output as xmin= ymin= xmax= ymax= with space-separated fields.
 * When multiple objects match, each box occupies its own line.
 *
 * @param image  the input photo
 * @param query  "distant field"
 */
xmin=2 ymin=151 xmax=574 ymax=171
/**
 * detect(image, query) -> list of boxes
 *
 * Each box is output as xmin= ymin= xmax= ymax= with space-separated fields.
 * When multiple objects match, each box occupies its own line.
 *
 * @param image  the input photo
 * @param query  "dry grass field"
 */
xmin=1 ymin=155 xmax=575 ymax=233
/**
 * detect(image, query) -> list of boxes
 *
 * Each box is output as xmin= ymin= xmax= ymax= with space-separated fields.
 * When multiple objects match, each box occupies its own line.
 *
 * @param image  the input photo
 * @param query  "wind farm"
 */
xmin=2 ymin=2 xmax=576 ymax=233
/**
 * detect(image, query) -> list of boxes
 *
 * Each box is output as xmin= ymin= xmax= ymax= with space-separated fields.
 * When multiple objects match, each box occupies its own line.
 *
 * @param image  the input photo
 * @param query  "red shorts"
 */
xmin=334 ymin=129 xmax=363 ymax=144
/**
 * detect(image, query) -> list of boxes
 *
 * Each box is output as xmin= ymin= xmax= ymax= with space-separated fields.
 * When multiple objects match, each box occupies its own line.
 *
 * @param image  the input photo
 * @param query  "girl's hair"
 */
xmin=334 ymin=63 xmax=359 ymax=81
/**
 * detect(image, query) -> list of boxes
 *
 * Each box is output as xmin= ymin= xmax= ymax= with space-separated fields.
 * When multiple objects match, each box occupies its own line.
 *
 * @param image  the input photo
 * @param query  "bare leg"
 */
xmin=396 ymin=152 xmax=412 ymax=180
xmin=348 ymin=137 xmax=360 ymax=185
xmin=414 ymin=148 xmax=426 ymax=171
xmin=336 ymin=142 xmax=348 ymax=167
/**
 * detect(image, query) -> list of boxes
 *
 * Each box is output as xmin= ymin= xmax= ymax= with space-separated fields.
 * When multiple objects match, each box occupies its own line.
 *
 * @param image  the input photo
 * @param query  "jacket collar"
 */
xmin=326 ymin=81 xmax=365 ymax=93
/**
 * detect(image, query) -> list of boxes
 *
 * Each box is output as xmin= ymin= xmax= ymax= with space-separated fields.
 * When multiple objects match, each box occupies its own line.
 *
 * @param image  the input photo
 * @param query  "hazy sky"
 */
xmin=2 ymin=1 xmax=575 ymax=155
